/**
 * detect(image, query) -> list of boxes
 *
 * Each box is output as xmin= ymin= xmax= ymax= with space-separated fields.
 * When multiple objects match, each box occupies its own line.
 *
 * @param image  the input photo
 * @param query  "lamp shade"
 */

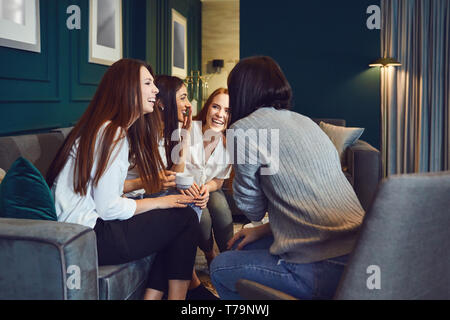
xmin=369 ymin=57 xmax=401 ymax=67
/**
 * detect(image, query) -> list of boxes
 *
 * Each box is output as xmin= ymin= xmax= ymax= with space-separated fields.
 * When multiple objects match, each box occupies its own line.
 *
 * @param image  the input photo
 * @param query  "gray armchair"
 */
xmin=236 ymin=171 xmax=450 ymax=300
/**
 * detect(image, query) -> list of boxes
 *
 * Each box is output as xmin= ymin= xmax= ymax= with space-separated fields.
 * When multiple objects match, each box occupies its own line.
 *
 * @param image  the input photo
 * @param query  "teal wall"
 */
xmin=240 ymin=0 xmax=381 ymax=148
xmin=0 ymin=0 xmax=201 ymax=136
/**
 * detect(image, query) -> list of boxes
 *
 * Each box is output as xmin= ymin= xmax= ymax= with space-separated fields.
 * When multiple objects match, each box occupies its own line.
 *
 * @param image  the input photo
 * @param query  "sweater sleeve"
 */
xmin=231 ymin=128 xmax=268 ymax=221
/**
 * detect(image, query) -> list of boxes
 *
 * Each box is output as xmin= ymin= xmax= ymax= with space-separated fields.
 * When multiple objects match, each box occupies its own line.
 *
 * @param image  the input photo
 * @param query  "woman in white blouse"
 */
xmin=46 ymin=59 xmax=199 ymax=300
xmin=185 ymin=88 xmax=234 ymax=266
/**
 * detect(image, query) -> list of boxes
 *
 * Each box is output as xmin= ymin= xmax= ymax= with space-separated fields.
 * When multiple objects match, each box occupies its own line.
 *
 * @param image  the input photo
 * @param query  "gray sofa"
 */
xmin=0 ymin=130 xmax=155 ymax=300
xmin=0 ymin=118 xmax=381 ymax=300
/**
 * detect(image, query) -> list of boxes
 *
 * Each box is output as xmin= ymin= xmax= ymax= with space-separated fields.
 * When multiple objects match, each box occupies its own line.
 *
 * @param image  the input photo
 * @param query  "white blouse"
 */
xmin=125 ymin=139 xmax=167 ymax=198
xmin=52 ymin=122 xmax=136 ymax=229
xmin=184 ymin=121 xmax=232 ymax=186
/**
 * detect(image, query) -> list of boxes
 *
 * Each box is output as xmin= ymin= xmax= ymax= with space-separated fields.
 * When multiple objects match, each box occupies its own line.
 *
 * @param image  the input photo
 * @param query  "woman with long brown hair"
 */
xmin=46 ymin=58 xmax=199 ymax=300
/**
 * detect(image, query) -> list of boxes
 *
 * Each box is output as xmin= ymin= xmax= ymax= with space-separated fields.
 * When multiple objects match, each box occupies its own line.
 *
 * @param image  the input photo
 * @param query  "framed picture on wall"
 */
xmin=89 ymin=0 xmax=122 ymax=66
xmin=0 ymin=0 xmax=41 ymax=52
xmin=171 ymin=9 xmax=187 ymax=79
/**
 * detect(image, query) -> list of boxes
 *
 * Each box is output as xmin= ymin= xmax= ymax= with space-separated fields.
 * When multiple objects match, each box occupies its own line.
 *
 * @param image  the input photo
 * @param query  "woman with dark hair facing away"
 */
xmin=210 ymin=56 xmax=365 ymax=299
xmin=46 ymin=58 xmax=199 ymax=300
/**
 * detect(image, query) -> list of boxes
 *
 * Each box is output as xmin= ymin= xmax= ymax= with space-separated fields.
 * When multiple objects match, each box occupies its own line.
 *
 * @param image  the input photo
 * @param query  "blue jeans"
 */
xmin=210 ymin=236 xmax=349 ymax=300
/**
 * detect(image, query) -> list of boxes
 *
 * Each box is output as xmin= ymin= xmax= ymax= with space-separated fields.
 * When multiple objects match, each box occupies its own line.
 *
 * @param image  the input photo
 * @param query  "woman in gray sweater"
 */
xmin=210 ymin=56 xmax=365 ymax=299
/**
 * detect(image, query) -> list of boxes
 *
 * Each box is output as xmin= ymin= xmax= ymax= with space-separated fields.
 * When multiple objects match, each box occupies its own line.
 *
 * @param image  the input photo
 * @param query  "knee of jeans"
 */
xmin=209 ymin=252 xmax=224 ymax=274
xmin=210 ymin=251 xmax=234 ymax=274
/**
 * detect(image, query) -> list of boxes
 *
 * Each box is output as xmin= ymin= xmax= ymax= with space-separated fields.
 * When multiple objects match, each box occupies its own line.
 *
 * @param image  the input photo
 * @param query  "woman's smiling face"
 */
xmin=204 ymin=93 xmax=230 ymax=132
xmin=176 ymin=84 xmax=191 ymax=122
xmin=140 ymin=66 xmax=159 ymax=114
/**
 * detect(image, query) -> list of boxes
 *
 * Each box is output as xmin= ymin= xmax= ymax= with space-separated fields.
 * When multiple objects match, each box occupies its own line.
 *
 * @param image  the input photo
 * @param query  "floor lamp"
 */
xmin=369 ymin=58 xmax=401 ymax=177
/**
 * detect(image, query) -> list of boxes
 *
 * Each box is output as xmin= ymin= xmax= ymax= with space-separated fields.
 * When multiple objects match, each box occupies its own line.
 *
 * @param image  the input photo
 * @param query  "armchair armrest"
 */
xmin=0 ymin=218 xmax=99 ymax=300
xmin=345 ymin=140 xmax=382 ymax=211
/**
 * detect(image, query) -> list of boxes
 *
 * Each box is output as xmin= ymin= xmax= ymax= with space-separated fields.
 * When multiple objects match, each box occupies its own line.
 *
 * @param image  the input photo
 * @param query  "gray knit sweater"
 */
xmin=230 ymin=107 xmax=364 ymax=264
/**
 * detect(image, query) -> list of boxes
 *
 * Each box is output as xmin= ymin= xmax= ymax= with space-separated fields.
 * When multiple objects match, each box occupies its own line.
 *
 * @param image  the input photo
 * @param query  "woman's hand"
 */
xmin=155 ymin=194 xmax=193 ymax=209
xmin=134 ymin=194 xmax=194 ymax=214
xmin=227 ymin=224 xmax=271 ymax=250
xmin=160 ymin=170 xmax=176 ymax=190
xmin=182 ymin=106 xmax=192 ymax=131
xmin=193 ymin=184 xmax=210 ymax=209
xmin=179 ymin=182 xmax=201 ymax=198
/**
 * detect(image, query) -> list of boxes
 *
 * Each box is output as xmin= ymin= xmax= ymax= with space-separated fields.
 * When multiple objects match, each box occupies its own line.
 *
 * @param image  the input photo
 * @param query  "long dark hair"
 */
xmin=47 ymin=58 xmax=164 ymax=195
xmin=154 ymin=75 xmax=185 ymax=169
xmin=228 ymin=56 xmax=292 ymax=125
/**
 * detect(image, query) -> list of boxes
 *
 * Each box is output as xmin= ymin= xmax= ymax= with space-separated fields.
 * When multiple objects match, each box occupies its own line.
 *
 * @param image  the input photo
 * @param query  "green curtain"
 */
xmin=381 ymin=0 xmax=450 ymax=174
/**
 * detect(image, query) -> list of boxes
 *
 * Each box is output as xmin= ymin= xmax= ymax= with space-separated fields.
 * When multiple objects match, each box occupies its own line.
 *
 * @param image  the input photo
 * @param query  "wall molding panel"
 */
xmin=0 ymin=0 xmax=201 ymax=136
xmin=0 ymin=1 xmax=59 ymax=103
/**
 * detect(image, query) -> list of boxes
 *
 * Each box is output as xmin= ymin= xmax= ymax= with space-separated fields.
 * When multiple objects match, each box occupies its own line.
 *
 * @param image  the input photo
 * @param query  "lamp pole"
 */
xmin=381 ymin=66 xmax=388 ymax=177
xmin=369 ymin=58 xmax=401 ymax=177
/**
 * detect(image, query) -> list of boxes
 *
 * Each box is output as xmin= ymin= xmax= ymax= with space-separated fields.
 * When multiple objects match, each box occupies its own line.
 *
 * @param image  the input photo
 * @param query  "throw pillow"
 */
xmin=319 ymin=121 xmax=364 ymax=163
xmin=0 ymin=157 xmax=57 ymax=221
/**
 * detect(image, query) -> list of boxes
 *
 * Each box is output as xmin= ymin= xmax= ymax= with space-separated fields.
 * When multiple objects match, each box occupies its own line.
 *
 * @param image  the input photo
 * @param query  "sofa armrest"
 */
xmin=345 ymin=140 xmax=382 ymax=212
xmin=0 ymin=218 xmax=99 ymax=300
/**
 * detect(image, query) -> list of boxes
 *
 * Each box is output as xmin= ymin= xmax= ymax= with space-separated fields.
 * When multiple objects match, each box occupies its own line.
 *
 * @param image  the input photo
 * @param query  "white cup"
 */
xmin=176 ymin=173 xmax=194 ymax=190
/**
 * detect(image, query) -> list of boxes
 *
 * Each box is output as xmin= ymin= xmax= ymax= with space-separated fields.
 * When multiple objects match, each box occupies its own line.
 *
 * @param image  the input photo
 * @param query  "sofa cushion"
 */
xmin=312 ymin=118 xmax=346 ymax=127
xmin=98 ymin=254 xmax=156 ymax=300
xmin=319 ymin=121 xmax=364 ymax=164
xmin=0 ymin=132 xmax=65 ymax=177
xmin=0 ymin=157 xmax=57 ymax=221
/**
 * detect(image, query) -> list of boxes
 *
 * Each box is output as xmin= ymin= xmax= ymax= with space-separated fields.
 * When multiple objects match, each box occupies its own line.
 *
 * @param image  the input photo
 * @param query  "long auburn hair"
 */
xmin=47 ymin=58 xmax=164 ymax=195
xmin=154 ymin=75 xmax=185 ymax=169
xmin=194 ymin=87 xmax=229 ymax=147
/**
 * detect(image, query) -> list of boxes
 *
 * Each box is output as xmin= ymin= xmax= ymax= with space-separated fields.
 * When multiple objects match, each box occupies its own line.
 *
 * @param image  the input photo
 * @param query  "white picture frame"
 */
xmin=89 ymin=0 xmax=122 ymax=66
xmin=0 ymin=0 xmax=41 ymax=53
xmin=171 ymin=9 xmax=187 ymax=79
